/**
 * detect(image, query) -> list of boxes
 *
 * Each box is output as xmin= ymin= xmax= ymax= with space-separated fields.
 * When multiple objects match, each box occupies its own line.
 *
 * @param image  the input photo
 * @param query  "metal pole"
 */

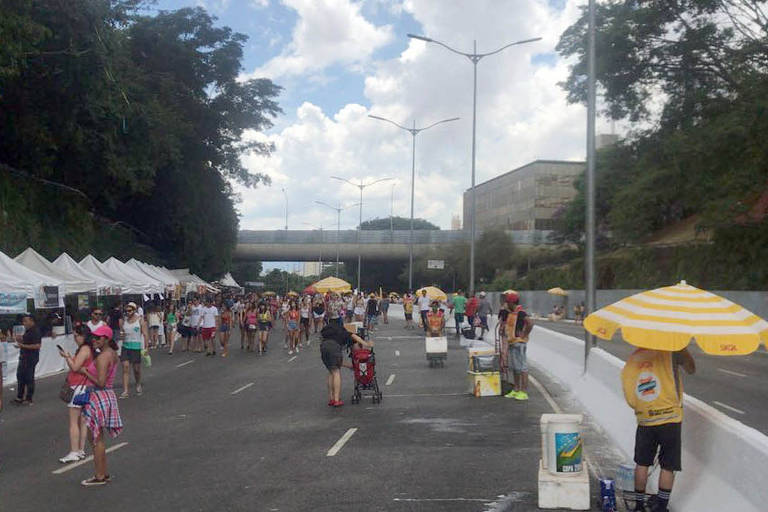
xmin=469 ymin=40 xmax=478 ymax=295
xmin=585 ymin=0 xmax=597 ymax=372
xmin=409 ymin=121 xmax=416 ymax=290
xmin=390 ymin=185 xmax=394 ymax=233
xmin=282 ymin=188 xmax=288 ymax=231
xmin=336 ymin=208 xmax=341 ymax=277
xmin=358 ymin=185 xmax=363 ymax=291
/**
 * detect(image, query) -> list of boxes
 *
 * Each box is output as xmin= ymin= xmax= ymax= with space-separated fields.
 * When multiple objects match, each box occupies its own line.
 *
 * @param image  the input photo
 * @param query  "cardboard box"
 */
xmin=468 ymin=371 xmax=501 ymax=397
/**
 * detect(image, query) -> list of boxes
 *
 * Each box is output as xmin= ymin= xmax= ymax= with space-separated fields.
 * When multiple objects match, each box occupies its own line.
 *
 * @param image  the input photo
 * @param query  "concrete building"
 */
xmin=300 ymin=261 xmax=322 ymax=277
xmin=462 ymin=159 xmax=585 ymax=233
xmin=451 ymin=214 xmax=462 ymax=230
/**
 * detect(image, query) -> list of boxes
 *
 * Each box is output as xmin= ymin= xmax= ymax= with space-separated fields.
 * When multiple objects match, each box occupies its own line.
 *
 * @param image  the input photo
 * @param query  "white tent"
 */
xmin=126 ymin=259 xmax=179 ymax=289
xmin=102 ymin=257 xmax=163 ymax=294
xmin=15 ymin=248 xmax=96 ymax=295
xmin=53 ymin=253 xmax=120 ymax=293
xmin=219 ymin=272 xmax=242 ymax=289
xmin=168 ymin=268 xmax=218 ymax=294
xmin=78 ymin=255 xmax=128 ymax=293
xmin=81 ymin=255 xmax=157 ymax=295
xmin=0 ymin=251 xmax=64 ymax=305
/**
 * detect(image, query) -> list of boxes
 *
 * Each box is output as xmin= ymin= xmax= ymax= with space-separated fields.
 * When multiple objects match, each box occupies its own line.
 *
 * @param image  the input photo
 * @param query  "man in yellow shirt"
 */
xmin=621 ymin=348 xmax=695 ymax=512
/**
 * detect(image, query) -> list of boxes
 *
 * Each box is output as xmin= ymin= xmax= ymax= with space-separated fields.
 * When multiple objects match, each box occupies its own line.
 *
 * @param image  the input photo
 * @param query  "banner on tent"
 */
xmin=0 ymin=292 xmax=28 ymax=313
xmin=33 ymin=286 xmax=63 ymax=309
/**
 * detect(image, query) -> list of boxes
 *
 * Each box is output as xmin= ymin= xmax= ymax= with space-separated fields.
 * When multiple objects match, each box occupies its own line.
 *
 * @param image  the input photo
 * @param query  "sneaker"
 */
xmin=119 ymin=391 xmax=129 ymax=399
xmin=504 ymin=390 xmax=520 ymax=399
xmin=59 ymin=452 xmax=81 ymax=464
xmin=514 ymin=391 xmax=529 ymax=401
xmin=332 ymin=400 xmax=344 ymax=407
xmin=136 ymin=385 xmax=143 ymax=396
xmin=76 ymin=451 xmax=87 ymax=460
xmin=288 ymin=350 xmax=294 ymax=355
xmin=328 ymin=400 xmax=334 ymax=406
xmin=81 ymin=477 xmax=108 ymax=487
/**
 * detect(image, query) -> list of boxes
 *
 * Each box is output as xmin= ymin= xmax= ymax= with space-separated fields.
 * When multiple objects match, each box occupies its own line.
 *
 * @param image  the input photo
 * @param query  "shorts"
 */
xmin=201 ymin=327 xmax=216 ymax=340
xmin=300 ymin=317 xmax=310 ymax=327
xmin=287 ymin=321 xmax=298 ymax=331
xmin=258 ymin=322 xmax=270 ymax=332
xmin=634 ymin=422 xmax=682 ymax=471
xmin=150 ymin=325 xmax=161 ymax=331
xmin=478 ymin=315 xmax=488 ymax=329
xmin=320 ymin=339 xmax=343 ymax=371
xmin=220 ymin=325 xmax=230 ymax=332
xmin=405 ymin=313 xmax=413 ymax=320
xmin=68 ymin=385 xmax=88 ymax=408
xmin=509 ymin=343 xmax=528 ymax=373
xmin=120 ymin=348 xmax=142 ymax=364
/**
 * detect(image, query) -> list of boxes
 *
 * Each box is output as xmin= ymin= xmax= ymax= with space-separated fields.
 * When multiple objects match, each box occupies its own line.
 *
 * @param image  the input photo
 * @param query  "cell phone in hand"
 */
xmin=56 ymin=344 xmax=64 ymax=352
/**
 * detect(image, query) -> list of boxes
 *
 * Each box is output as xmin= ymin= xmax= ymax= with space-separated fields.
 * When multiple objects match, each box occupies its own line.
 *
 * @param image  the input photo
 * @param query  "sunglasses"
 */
xmin=125 ymin=308 xmax=135 ymax=312
xmin=92 ymin=312 xmax=103 ymax=316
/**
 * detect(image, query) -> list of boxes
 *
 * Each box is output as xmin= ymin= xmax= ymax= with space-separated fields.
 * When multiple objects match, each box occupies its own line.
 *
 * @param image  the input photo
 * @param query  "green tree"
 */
xmin=359 ymin=216 xmax=439 ymax=230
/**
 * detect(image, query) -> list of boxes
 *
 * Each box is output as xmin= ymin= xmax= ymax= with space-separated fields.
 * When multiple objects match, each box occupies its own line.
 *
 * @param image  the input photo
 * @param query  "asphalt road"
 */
xmin=537 ymin=319 xmax=768 ymax=435
xmin=0 ymin=314 xmax=617 ymax=512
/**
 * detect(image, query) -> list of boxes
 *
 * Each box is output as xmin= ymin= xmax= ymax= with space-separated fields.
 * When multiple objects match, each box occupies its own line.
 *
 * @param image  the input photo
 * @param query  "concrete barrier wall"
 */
xmin=528 ymin=326 xmax=768 ymax=512
xmin=1 ymin=335 xmax=77 ymax=386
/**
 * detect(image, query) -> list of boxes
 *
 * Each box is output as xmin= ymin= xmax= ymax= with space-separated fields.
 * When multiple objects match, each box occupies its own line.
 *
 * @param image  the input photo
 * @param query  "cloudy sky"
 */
xmin=153 ymin=0 xmax=612 ymax=238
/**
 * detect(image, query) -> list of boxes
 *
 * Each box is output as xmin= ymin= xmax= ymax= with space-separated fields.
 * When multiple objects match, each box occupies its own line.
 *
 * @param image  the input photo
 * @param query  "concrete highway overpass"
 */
xmin=235 ymin=229 xmax=553 ymax=261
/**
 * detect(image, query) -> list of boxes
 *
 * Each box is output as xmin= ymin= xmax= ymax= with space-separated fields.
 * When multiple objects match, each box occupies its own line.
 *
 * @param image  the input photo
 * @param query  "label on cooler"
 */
xmin=555 ymin=432 xmax=583 ymax=473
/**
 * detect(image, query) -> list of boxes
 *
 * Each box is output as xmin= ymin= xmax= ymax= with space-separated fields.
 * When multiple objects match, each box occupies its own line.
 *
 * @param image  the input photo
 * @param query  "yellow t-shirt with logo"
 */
xmin=621 ymin=349 xmax=683 ymax=426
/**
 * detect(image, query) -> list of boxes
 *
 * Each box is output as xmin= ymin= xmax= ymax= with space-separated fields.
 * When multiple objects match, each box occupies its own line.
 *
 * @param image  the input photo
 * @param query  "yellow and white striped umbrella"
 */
xmin=584 ymin=281 xmax=768 ymax=355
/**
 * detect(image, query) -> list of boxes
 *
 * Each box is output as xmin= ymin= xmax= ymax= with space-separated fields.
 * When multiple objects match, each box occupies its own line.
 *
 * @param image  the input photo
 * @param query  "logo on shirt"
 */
xmin=636 ymin=371 xmax=660 ymax=402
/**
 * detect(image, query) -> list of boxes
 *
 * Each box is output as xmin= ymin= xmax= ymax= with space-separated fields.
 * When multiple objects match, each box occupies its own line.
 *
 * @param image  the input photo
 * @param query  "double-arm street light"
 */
xmin=368 ymin=114 xmax=459 ymax=290
xmin=330 ymin=176 xmax=393 ymax=291
xmin=408 ymin=33 xmax=541 ymax=295
xmin=314 ymin=200 xmax=360 ymax=278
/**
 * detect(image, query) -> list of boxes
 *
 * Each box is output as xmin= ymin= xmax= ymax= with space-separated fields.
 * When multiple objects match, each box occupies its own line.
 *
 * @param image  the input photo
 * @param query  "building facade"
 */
xmin=462 ymin=160 xmax=584 ymax=233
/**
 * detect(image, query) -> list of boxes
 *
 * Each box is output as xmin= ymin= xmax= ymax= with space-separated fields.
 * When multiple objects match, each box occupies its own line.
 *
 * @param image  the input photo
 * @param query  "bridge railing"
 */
xmin=238 ymin=229 xmax=554 ymax=245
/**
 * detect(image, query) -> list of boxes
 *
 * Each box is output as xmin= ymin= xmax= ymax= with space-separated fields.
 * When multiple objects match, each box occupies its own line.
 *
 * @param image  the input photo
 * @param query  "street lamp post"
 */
xmin=315 ymin=200 xmax=360 ymax=278
xmin=585 ymin=0 xmax=597 ymax=370
xmin=368 ymin=114 xmax=459 ymax=290
xmin=330 ymin=176 xmax=393 ymax=291
xmin=408 ymin=33 xmax=541 ymax=295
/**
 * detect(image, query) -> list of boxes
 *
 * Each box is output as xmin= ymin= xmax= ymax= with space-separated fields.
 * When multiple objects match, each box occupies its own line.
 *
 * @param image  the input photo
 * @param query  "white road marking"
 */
xmin=385 ymin=374 xmax=396 ymax=386
xmin=717 ymin=368 xmax=747 ymax=378
xmin=529 ymin=375 xmax=602 ymax=481
xmin=287 ymin=356 xmax=297 ymax=363
xmin=393 ymin=498 xmax=492 ymax=503
xmin=395 ymin=350 xmax=400 ymax=357
xmin=231 ymin=382 xmax=255 ymax=395
xmin=327 ymin=427 xmax=358 ymax=457
xmin=176 ymin=360 xmax=194 ymax=368
xmin=385 ymin=393 xmax=464 ymax=397
xmin=52 ymin=442 xmax=129 ymax=474
xmin=713 ymin=401 xmax=745 ymax=415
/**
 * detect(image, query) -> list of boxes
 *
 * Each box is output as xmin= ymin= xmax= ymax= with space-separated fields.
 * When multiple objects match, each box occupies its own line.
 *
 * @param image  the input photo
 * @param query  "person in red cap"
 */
xmin=500 ymin=292 xmax=534 ymax=400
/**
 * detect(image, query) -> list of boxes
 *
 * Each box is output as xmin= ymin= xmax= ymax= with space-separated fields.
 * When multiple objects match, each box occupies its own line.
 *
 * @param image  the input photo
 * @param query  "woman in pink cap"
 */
xmin=78 ymin=324 xmax=123 ymax=486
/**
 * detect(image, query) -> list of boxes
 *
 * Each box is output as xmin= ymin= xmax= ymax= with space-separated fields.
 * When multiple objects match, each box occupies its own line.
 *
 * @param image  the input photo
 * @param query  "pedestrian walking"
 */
xmin=147 ymin=306 xmax=163 ymax=349
xmin=403 ymin=292 xmax=415 ymax=329
xmin=257 ymin=302 xmax=272 ymax=354
xmin=165 ymin=304 xmax=178 ymax=355
xmin=319 ymin=323 xmax=373 ymax=407
xmin=299 ymin=297 xmax=311 ymax=345
xmin=79 ymin=325 xmax=123 ymax=487
xmin=199 ymin=298 xmax=219 ymax=356
xmin=380 ymin=294 xmax=390 ymax=324
xmin=465 ymin=293 xmax=478 ymax=334
xmin=218 ymin=304 xmax=233 ymax=357
xmin=86 ymin=308 xmax=106 ymax=333
xmin=287 ymin=301 xmax=300 ymax=354
xmin=13 ymin=314 xmax=41 ymax=405
xmin=189 ymin=297 xmax=203 ymax=353
xmin=501 ymin=292 xmax=534 ymax=400
xmin=58 ymin=324 xmax=94 ymax=463
xmin=118 ymin=302 xmax=147 ymax=399
xmin=365 ymin=293 xmax=378 ymax=332
xmin=451 ymin=290 xmax=467 ymax=335
xmin=312 ymin=298 xmax=325 ymax=332
xmin=417 ymin=289 xmax=431 ymax=331
xmin=476 ymin=291 xmax=492 ymax=340
xmin=244 ymin=303 xmax=258 ymax=351
xmin=622 ymin=348 xmax=695 ymax=512
xmin=353 ymin=294 xmax=365 ymax=322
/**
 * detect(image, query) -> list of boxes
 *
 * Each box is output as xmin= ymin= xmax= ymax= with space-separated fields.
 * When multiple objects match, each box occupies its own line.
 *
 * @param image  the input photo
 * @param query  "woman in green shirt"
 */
xmin=165 ymin=304 xmax=178 ymax=355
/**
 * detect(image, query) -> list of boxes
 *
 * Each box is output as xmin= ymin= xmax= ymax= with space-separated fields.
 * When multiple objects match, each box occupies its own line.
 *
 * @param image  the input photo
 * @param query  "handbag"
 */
xmin=59 ymin=379 xmax=74 ymax=403
xmin=72 ymin=389 xmax=91 ymax=407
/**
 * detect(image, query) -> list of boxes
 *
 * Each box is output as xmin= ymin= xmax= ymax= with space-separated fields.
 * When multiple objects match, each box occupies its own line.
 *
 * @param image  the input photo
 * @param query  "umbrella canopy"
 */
xmin=547 ymin=287 xmax=568 ymax=296
xmin=303 ymin=285 xmax=317 ymax=295
xmin=286 ymin=291 xmax=299 ymax=297
xmin=262 ymin=291 xmax=276 ymax=297
xmin=584 ymin=281 xmax=768 ymax=356
xmin=503 ymin=289 xmax=518 ymax=295
xmin=416 ymin=286 xmax=447 ymax=301
xmin=311 ymin=276 xmax=352 ymax=293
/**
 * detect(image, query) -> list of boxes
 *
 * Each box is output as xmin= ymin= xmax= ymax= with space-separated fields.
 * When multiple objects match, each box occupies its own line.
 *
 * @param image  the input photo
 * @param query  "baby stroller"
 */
xmin=350 ymin=348 xmax=383 ymax=404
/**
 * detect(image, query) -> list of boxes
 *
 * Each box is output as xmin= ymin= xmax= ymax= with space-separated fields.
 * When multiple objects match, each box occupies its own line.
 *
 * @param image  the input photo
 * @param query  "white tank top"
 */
xmin=123 ymin=317 xmax=143 ymax=350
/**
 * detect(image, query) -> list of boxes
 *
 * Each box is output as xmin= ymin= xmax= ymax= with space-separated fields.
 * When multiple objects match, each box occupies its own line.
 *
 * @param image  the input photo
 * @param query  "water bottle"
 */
xmin=600 ymin=479 xmax=617 ymax=512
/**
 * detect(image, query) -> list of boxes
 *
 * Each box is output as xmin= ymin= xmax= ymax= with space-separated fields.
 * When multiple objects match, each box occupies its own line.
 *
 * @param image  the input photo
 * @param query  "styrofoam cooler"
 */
xmin=425 ymin=336 xmax=447 ymax=354
xmin=540 ymin=414 xmax=584 ymax=475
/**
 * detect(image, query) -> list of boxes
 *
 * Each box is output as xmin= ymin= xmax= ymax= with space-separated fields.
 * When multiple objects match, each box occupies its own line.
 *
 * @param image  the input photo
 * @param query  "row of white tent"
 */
xmin=0 ymin=248 xmax=224 ymax=298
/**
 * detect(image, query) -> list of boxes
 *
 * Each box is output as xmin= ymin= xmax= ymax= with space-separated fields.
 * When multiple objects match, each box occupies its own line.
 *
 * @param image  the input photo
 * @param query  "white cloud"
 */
xmin=247 ymin=0 xmax=394 ymax=79
xmin=239 ymin=1 xmax=616 ymax=232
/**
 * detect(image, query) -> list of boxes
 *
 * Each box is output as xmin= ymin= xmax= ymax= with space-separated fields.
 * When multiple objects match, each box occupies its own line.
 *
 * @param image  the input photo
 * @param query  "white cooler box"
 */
xmin=425 ymin=336 xmax=447 ymax=367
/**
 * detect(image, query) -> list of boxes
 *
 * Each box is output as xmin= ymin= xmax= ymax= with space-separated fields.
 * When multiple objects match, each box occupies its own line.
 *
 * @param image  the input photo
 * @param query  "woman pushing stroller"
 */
xmin=319 ymin=323 xmax=373 ymax=407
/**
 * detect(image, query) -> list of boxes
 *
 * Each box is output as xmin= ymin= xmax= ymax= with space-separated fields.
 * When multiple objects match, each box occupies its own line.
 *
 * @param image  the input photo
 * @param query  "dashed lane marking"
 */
xmin=385 ymin=393 xmax=464 ymax=397
xmin=52 ymin=442 xmax=129 ymax=474
xmin=393 ymin=498 xmax=493 ymax=503
xmin=713 ymin=401 xmax=745 ymax=415
xmin=327 ymin=428 xmax=358 ymax=457
xmin=717 ymin=368 xmax=747 ymax=378
xmin=176 ymin=360 xmax=194 ymax=368
xmin=385 ymin=374 xmax=396 ymax=386
xmin=395 ymin=350 xmax=400 ymax=357
xmin=287 ymin=356 xmax=298 ymax=362
xmin=231 ymin=382 xmax=255 ymax=395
